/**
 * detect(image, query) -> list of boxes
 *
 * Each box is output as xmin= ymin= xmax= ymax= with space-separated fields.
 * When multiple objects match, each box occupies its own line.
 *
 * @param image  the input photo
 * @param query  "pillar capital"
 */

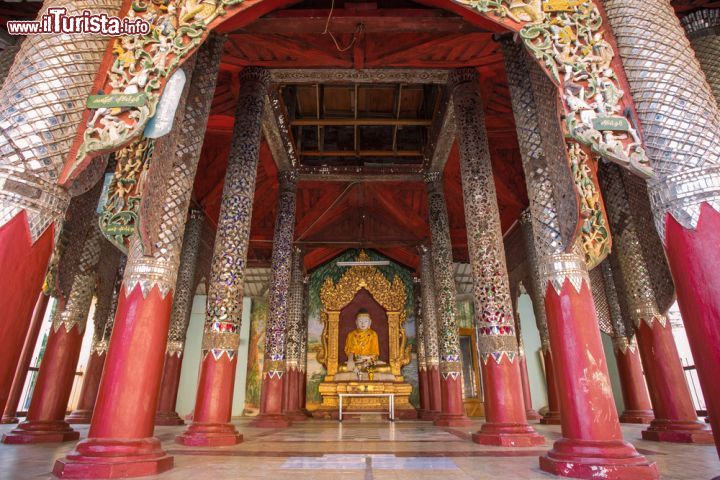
xmin=681 ymin=9 xmax=720 ymax=39
xmin=448 ymin=67 xmax=480 ymax=91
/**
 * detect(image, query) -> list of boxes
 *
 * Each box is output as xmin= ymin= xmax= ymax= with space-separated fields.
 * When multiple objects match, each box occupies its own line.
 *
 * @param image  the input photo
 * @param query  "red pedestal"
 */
xmin=664 ymin=204 xmax=720 ymax=456
xmin=250 ymin=373 xmax=291 ymax=428
xmin=299 ymin=369 xmax=309 ymax=414
xmin=67 ymin=351 xmax=107 ymax=424
xmin=423 ymin=366 xmax=442 ymax=420
xmin=2 ymin=292 xmax=49 ymax=423
xmin=0 ymin=213 xmax=55 ymax=414
xmin=540 ymin=279 xmax=658 ymax=479
xmin=614 ymin=347 xmax=654 ymax=424
xmin=518 ymin=355 xmax=541 ymax=421
xmin=539 ymin=348 xmax=562 ymax=425
xmin=637 ymin=319 xmax=713 ymax=443
xmin=418 ymin=368 xmax=430 ymax=418
xmin=53 ymin=285 xmax=174 ymax=478
xmin=472 ymin=356 xmax=544 ymax=446
xmin=433 ymin=374 xmax=472 ymax=427
xmin=2 ymin=324 xmax=84 ymax=444
xmin=155 ymin=353 xmax=185 ymax=426
xmin=176 ymin=353 xmax=243 ymax=445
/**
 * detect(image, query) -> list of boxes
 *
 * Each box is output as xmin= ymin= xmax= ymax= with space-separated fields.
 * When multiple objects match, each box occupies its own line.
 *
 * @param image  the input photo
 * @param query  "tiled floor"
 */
xmin=1 ymin=419 xmax=718 ymax=479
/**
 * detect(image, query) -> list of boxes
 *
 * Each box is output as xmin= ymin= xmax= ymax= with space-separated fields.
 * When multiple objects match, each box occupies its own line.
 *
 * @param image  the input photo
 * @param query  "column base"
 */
xmin=154 ymin=411 xmax=185 ymax=426
xmin=525 ymin=409 xmax=542 ymax=421
xmin=2 ymin=420 xmax=79 ymax=444
xmin=472 ymin=423 xmax=545 ymax=447
xmin=540 ymin=411 xmax=562 ymax=425
xmin=419 ymin=410 xmax=440 ymax=421
xmin=249 ymin=413 xmax=291 ymax=428
xmin=53 ymin=437 xmax=173 ymax=479
xmin=539 ymin=438 xmax=659 ymax=480
xmin=66 ymin=409 xmax=94 ymax=425
xmin=0 ymin=416 xmax=19 ymax=424
xmin=641 ymin=420 xmax=714 ymax=444
xmin=176 ymin=422 xmax=243 ymax=446
xmin=285 ymin=411 xmax=308 ymax=421
xmin=619 ymin=410 xmax=654 ymax=424
xmin=433 ymin=413 xmax=473 ymax=427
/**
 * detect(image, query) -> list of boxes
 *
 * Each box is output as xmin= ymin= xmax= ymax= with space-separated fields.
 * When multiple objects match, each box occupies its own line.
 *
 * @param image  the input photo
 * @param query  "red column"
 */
xmin=519 ymin=354 xmax=541 ymax=421
xmin=299 ymin=369 xmax=308 ymax=413
xmin=425 ymin=366 xmax=442 ymax=420
xmin=0 ymin=214 xmax=56 ymax=414
xmin=637 ymin=318 xmax=712 ymax=443
xmin=418 ymin=367 xmax=430 ymax=418
xmin=613 ymin=339 xmax=654 ymax=424
xmin=54 ymin=284 xmax=175 ymax=477
xmin=664 ymin=205 xmax=720 ymax=455
xmin=473 ymin=358 xmax=544 ymax=446
xmin=2 ymin=322 xmax=83 ymax=443
xmin=435 ymin=374 xmax=471 ymax=427
xmin=284 ymin=368 xmax=306 ymax=421
xmin=65 ymin=351 xmax=107 ymax=424
xmin=539 ymin=273 xmax=658 ymax=479
xmin=1 ymin=292 xmax=49 ymax=423
xmin=155 ymin=353 xmax=185 ymax=425
xmin=177 ymin=352 xmax=242 ymax=446
xmin=539 ymin=348 xmax=561 ymax=425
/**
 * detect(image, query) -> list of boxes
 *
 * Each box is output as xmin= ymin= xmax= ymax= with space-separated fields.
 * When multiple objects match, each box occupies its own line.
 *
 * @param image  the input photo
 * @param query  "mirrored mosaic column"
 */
xmin=66 ymin=242 xmax=122 ymax=424
xmin=600 ymin=164 xmax=711 ymax=442
xmin=599 ymin=260 xmax=654 ymax=424
xmin=251 ymin=170 xmax=297 ymax=428
xmin=503 ymin=38 xmax=657 ymax=478
xmin=284 ymin=246 xmax=308 ymax=421
xmin=0 ymin=0 xmax=120 ymax=416
xmin=177 ymin=66 xmax=269 ymax=447
xmin=519 ymin=211 xmax=561 ymax=425
xmin=450 ymin=68 xmax=543 ymax=446
xmin=299 ymin=278 xmax=310 ymax=414
xmin=413 ymin=277 xmax=430 ymax=416
xmin=424 ymin=174 xmax=471 ymax=427
xmin=3 ymin=225 xmax=101 ymax=444
xmin=682 ymin=9 xmax=720 ymax=103
xmin=418 ymin=245 xmax=442 ymax=420
xmin=604 ymin=0 xmax=720 ymax=455
xmin=57 ymin=41 xmax=221 ymax=478
xmin=156 ymin=209 xmax=204 ymax=426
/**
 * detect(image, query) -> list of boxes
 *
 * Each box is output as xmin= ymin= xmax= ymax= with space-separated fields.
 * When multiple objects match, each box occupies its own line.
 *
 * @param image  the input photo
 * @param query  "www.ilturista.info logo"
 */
xmin=7 ymin=8 xmax=151 ymax=36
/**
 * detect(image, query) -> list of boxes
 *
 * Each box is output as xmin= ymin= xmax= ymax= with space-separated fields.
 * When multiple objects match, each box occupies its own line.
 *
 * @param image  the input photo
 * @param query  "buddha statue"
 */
xmin=344 ymin=310 xmax=385 ymax=373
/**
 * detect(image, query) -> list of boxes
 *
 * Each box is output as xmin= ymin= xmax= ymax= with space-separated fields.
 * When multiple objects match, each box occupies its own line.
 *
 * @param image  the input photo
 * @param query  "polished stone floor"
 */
xmin=1 ymin=418 xmax=719 ymax=479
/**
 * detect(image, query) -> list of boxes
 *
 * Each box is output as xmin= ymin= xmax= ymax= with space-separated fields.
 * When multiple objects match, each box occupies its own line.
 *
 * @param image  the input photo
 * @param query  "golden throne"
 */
xmin=315 ymin=252 xmax=415 ymax=416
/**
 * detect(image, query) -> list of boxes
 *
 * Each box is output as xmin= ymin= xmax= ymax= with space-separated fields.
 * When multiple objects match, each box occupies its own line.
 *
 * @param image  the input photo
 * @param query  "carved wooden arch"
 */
xmin=59 ymin=0 xmax=651 ymax=267
xmin=317 ymin=251 xmax=410 ymax=378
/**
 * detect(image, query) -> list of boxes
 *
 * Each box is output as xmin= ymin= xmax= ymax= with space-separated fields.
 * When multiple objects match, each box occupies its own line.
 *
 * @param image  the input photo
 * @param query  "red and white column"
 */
xmin=54 ymin=36 xmax=222 ymax=478
xmin=3 ymin=226 xmax=102 ymax=444
xmin=284 ymin=247 xmax=308 ymax=421
xmin=599 ymin=164 xmax=711 ymax=442
xmin=155 ymin=209 xmax=204 ymax=426
xmin=66 ymin=245 xmax=123 ymax=424
xmin=418 ymin=245 xmax=442 ymax=421
xmin=451 ymin=67 xmax=543 ymax=446
xmin=424 ymin=175 xmax=472 ymax=427
xmin=177 ymin=65 xmax=269 ymax=445
xmin=1 ymin=292 xmax=50 ymax=424
xmin=503 ymin=39 xmax=658 ymax=478
xmin=250 ymin=170 xmax=297 ymax=428
xmin=0 ymin=0 xmax=119 ymax=415
xmin=603 ymin=0 xmax=720 ymax=456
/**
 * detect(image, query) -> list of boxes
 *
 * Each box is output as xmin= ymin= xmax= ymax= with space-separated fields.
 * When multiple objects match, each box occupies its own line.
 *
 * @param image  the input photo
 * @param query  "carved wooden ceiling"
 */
xmin=1 ymin=0 xmax=713 ymax=272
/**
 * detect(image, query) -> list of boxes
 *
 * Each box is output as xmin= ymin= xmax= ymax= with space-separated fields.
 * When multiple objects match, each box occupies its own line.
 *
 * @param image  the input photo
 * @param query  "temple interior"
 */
xmin=1 ymin=0 xmax=720 ymax=479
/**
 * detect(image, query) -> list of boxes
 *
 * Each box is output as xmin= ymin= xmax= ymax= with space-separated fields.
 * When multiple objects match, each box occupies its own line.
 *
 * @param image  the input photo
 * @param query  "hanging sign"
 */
xmin=87 ymin=93 xmax=146 ymax=109
xmin=144 ymin=69 xmax=186 ymax=139
xmin=592 ymin=116 xmax=631 ymax=132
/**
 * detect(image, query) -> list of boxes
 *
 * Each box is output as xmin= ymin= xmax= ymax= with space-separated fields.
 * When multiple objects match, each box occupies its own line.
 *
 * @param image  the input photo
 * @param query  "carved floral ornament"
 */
xmin=61 ymin=0 xmax=652 ymax=189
